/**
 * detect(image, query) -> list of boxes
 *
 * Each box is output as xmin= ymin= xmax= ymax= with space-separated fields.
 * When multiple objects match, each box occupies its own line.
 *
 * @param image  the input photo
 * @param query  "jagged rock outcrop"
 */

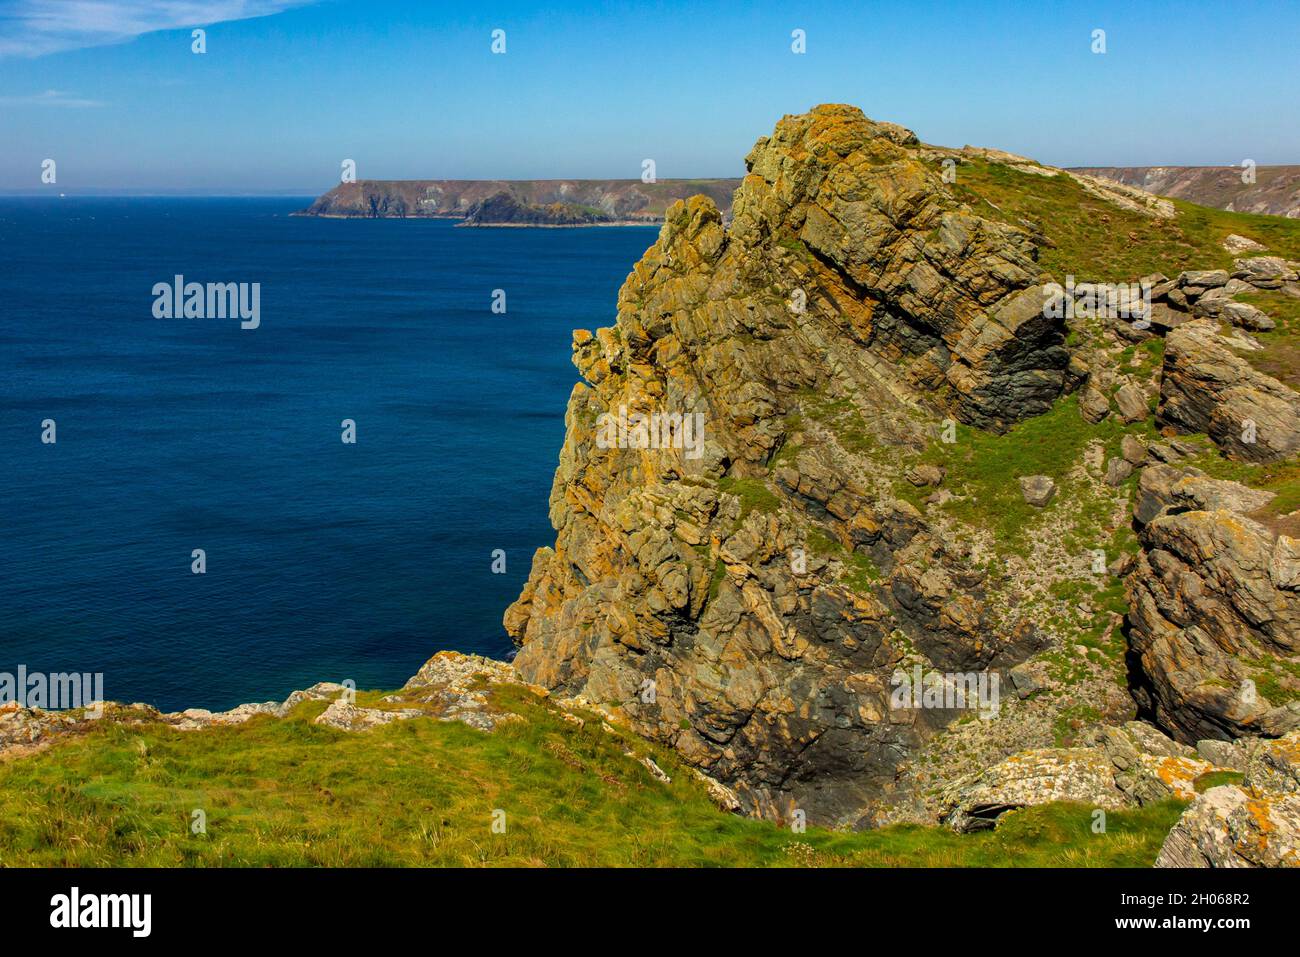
xmin=505 ymin=105 xmax=1071 ymax=824
xmin=1158 ymin=318 xmax=1300 ymax=462
xmin=1156 ymin=730 xmax=1300 ymax=868
xmin=1126 ymin=467 xmax=1300 ymax=742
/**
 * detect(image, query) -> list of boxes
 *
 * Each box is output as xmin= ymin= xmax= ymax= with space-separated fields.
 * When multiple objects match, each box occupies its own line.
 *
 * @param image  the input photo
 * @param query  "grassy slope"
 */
xmin=952 ymin=159 xmax=1300 ymax=278
xmin=938 ymin=162 xmax=1300 ymax=534
xmin=0 ymin=685 xmax=1183 ymax=866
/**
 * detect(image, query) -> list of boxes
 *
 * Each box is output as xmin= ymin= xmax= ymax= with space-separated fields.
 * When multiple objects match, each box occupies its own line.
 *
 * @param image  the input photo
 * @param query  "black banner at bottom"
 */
xmin=0 ymin=866 xmax=1287 ymax=943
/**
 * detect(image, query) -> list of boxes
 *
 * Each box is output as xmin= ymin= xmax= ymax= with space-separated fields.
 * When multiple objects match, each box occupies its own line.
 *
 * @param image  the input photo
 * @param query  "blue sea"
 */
xmin=0 ymin=198 xmax=658 ymax=712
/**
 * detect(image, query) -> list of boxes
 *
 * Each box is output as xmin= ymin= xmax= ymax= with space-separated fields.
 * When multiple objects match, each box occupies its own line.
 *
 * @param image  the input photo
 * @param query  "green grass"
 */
xmin=1248 ymin=655 xmax=1300 ymax=708
xmin=708 ymin=557 xmax=727 ymax=600
xmin=804 ymin=526 xmax=882 ymax=592
xmin=1117 ymin=337 xmax=1166 ymax=379
xmin=950 ymin=159 xmax=1300 ymax=280
xmin=900 ymin=394 xmax=1126 ymax=553
xmin=1194 ymin=771 xmax=1245 ymax=794
xmin=0 ymin=687 xmax=1185 ymax=867
xmin=1052 ymin=704 xmax=1104 ymax=748
xmin=1236 ymin=290 xmax=1300 ymax=390
xmin=717 ymin=476 xmax=781 ymax=519
xmin=797 ymin=391 xmax=878 ymax=454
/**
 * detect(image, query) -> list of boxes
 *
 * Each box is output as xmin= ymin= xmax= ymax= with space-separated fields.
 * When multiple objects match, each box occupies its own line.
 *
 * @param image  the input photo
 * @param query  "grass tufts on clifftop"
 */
xmin=952 ymin=159 xmax=1300 ymax=279
xmin=0 ymin=684 xmax=1182 ymax=867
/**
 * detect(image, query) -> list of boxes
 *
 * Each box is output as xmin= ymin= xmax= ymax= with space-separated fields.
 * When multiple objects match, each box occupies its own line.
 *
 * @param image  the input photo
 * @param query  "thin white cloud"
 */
xmin=0 ymin=88 xmax=106 ymax=106
xmin=0 ymin=1 xmax=319 ymax=58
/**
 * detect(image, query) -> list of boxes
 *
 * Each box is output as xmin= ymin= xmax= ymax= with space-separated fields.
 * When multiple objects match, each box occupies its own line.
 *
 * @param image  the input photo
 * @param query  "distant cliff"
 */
xmin=1071 ymin=166 xmax=1300 ymax=218
xmin=297 ymin=179 xmax=742 ymax=224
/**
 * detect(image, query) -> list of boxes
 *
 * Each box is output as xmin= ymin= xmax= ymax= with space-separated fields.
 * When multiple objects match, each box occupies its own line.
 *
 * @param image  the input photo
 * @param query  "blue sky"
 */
xmin=1 ymin=0 xmax=1297 ymax=193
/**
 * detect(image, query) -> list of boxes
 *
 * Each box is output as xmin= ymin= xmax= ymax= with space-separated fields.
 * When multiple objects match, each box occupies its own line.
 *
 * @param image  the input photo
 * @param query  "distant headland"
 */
xmin=295 ymin=179 xmax=742 ymax=226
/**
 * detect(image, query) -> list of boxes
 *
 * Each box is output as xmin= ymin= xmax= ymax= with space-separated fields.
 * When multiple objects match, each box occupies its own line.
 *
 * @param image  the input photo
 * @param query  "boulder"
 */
xmin=1221 ymin=300 xmax=1275 ymax=331
xmin=1105 ymin=456 xmax=1133 ymax=486
xmin=1120 ymin=434 xmax=1147 ymax=465
xmin=1179 ymin=269 xmax=1230 ymax=289
xmin=1196 ymin=738 xmax=1248 ymax=770
xmin=1079 ymin=384 xmax=1111 ymax=423
xmin=1009 ymin=662 xmax=1047 ymax=698
xmin=1233 ymin=256 xmax=1299 ymax=289
xmin=1223 ymin=234 xmax=1266 ymax=254
xmin=905 ymin=464 xmax=945 ymax=487
xmin=1018 ymin=475 xmax=1057 ymax=507
xmin=1156 ymin=786 xmax=1300 ymax=868
xmin=1158 ymin=318 xmax=1300 ymax=462
xmin=1113 ymin=382 xmax=1150 ymax=423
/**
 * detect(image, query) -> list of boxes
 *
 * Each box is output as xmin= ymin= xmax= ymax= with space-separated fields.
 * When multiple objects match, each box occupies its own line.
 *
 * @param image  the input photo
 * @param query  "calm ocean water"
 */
xmin=0 ymin=198 xmax=658 ymax=711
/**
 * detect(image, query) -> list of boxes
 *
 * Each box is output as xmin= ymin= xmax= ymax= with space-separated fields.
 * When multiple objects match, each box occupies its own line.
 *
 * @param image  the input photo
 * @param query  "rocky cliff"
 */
xmin=506 ymin=104 xmax=1300 ymax=835
xmin=1072 ymin=166 xmax=1300 ymax=219
xmin=297 ymin=179 xmax=741 ymax=223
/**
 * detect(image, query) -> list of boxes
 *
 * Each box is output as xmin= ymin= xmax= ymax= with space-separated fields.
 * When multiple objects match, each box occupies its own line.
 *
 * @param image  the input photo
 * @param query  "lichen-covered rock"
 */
xmin=0 ymin=701 xmax=103 ymax=756
xmin=2 ymin=651 xmax=540 ymax=758
xmin=314 ymin=699 xmax=419 ymax=731
xmin=934 ymin=720 xmax=1233 ymax=833
xmin=398 ymin=651 xmax=535 ymax=731
xmin=1155 ymin=786 xmax=1300 ymax=868
xmin=1126 ymin=473 xmax=1300 ymax=742
xmin=939 ymin=748 xmax=1126 ymax=832
xmin=505 ymin=105 xmax=1070 ymax=823
xmin=1244 ymin=731 xmax=1300 ymax=794
xmin=1084 ymin=722 xmax=1222 ymax=804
